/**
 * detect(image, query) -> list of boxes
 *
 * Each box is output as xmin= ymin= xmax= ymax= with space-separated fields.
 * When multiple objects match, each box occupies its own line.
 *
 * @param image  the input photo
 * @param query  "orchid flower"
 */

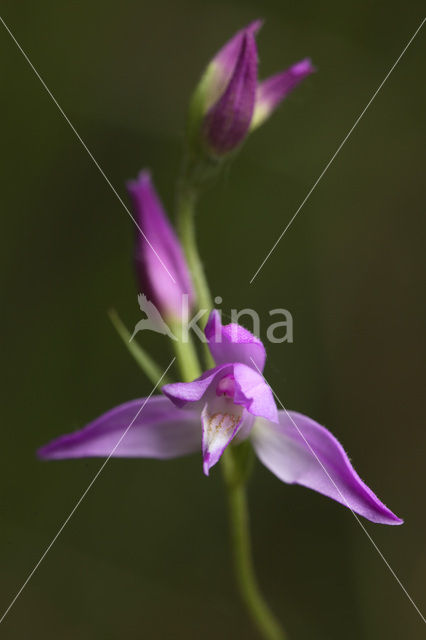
xmin=190 ymin=20 xmax=315 ymax=155
xmin=128 ymin=170 xmax=194 ymax=320
xmin=38 ymin=310 xmax=401 ymax=526
xmin=33 ymin=18 xmax=404 ymax=639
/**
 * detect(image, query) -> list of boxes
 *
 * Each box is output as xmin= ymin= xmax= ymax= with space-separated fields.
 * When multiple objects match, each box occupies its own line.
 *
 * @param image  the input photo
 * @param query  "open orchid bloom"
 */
xmin=39 ymin=311 xmax=402 ymax=526
xmin=192 ymin=20 xmax=315 ymax=155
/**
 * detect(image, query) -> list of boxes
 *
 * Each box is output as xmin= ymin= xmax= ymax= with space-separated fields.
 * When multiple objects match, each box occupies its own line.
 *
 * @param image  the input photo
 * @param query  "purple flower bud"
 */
xmin=190 ymin=21 xmax=261 ymax=157
xmin=252 ymin=58 xmax=316 ymax=129
xmin=203 ymin=30 xmax=258 ymax=155
xmin=202 ymin=20 xmax=262 ymax=112
xmin=127 ymin=171 xmax=194 ymax=319
xmin=190 ymin=22 xmax=315 ymax=156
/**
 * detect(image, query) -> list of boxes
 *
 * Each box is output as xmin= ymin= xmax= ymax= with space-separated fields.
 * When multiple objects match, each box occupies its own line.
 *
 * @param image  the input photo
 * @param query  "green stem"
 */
xmin=176 ymin=182 xmax=215 ymax=369
xmin=176 ymin=184 xmax=213 ymax=320
xmin=222 ymin=448 xmax=287 ymax=640
xmin=167 ymin=317 xmax=202 ymax=382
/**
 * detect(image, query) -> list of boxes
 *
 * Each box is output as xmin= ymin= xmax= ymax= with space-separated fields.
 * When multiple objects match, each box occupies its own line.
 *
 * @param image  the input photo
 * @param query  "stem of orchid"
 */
xmin=167 ymin=317 xmax=202 ymax=382
xmin=176 ymin=184 xmax=213 ymax=321
xmin=177 ymin=151 xmax=282 ymax=638
xmin=176 ymin=181 xmax=215 ymax=369
xmin=222 ymin=447 xmax=286 ymax=640
xmin=177 ymin=180 xmax=214 ymax=368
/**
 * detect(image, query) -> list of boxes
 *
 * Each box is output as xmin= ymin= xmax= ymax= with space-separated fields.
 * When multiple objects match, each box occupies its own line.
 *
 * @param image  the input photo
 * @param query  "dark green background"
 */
xmin=1 ymin=2 xmax=425 ymax=638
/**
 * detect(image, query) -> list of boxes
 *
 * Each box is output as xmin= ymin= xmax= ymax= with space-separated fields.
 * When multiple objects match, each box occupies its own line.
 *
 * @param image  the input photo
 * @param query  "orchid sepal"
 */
xmin=251 ymin=58 xmax=316 ymax=130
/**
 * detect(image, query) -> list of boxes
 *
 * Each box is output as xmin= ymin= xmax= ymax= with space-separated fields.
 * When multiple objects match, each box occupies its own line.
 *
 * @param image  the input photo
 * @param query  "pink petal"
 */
xmin=253 ymin=58 xmax=315 ymax=128
xmin=38 ymin=396 xmax=201 ymax=460
xmin=205 ymin=309 xmax=266 ymax=371
xmin=163 ymin=359 xmax=277 ymax=424
xmin=251 ymin=411 xmax=402 ymax=525
xmin=233 ymin=363 xmax=278 ymax=424
xmin=162 ymin=364 xmax=231 ymax=408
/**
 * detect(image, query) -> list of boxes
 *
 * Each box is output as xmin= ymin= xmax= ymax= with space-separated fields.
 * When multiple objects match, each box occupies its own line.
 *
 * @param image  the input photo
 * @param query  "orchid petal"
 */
xmin=205 ymin=309 xmax=266 ymax=371
xmin=251 ymin=411 xmax=403 ymax=525
xmin=162 ymin=360 xmax=277 ymax=426
xmin=38 ymin=396 xmax=201 ymax=461
xmin=127 ymin=171 xmax=194 ymax=319
xmin=162 ymin=364 xmax=231 ymax=408
xmin=233 ymin=363 xmax=278 ymax=423
xmin=252 ymin=58 xmax=315 ymax=129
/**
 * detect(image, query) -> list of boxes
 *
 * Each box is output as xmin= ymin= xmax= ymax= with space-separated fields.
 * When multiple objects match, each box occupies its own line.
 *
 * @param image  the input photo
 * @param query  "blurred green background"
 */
xmin=0 ymin=1 xmax=425 ymax=638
